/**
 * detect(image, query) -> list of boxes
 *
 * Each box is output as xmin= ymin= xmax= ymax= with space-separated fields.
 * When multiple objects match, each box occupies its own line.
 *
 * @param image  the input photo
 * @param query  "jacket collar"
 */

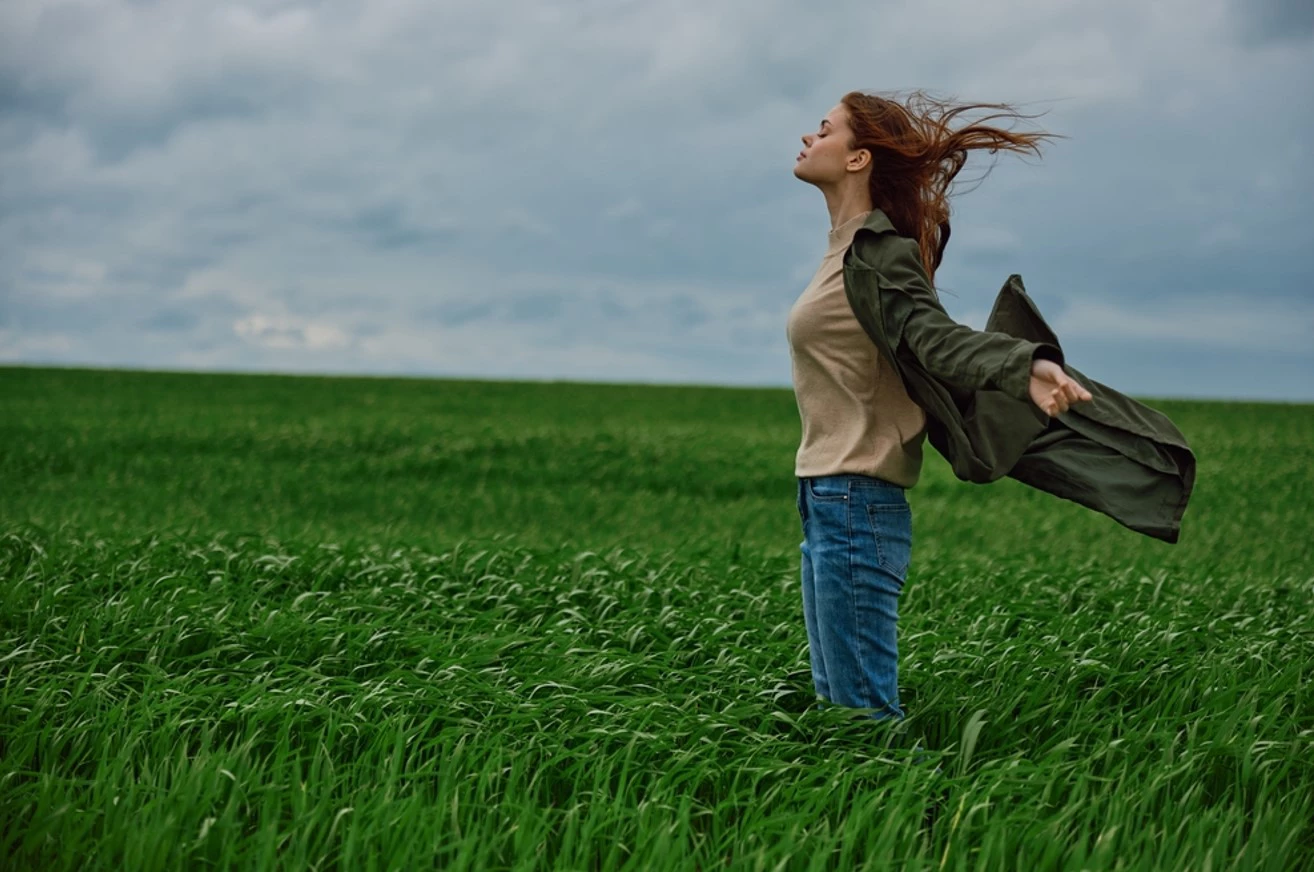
xmin=859 ymin=208 xmax=898 ymax=237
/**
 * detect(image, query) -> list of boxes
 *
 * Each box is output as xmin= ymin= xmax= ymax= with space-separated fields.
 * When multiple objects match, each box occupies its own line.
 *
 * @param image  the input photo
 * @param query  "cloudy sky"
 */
xmin=2 ymin=0 xmax=1311 ymax=401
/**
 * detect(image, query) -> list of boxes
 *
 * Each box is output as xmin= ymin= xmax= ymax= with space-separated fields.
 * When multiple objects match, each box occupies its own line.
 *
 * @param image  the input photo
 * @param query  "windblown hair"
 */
xmin=840 ymin=90 xmax=1057 ymax=282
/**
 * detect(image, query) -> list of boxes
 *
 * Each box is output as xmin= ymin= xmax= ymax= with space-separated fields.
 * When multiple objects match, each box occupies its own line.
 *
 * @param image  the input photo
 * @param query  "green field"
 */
xmin=2 ymin=365 xmax=1312 ymax=870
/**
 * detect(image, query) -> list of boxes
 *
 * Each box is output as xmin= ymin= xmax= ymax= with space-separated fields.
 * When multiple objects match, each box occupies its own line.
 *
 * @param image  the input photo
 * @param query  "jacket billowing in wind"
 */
xmin=842 ymin=209 xmax=1195 ymax=543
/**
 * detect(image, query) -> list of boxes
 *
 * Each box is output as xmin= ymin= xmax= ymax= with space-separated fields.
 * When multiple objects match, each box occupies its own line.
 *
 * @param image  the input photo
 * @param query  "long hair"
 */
xmin=840 ymin=90 xmax=1058 ymax=282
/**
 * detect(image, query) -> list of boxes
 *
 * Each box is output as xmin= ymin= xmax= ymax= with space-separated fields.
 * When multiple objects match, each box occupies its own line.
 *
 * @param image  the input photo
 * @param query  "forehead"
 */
xmin=822 ymin=104 xmax=849 ymax=127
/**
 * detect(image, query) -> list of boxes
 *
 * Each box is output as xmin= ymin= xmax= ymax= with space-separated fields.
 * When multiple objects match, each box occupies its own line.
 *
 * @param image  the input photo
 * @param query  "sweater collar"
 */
xmin=826 ymin=209 xmax=875 ymax=254
xmin=828 ymin=208 xmax=901 ymax=254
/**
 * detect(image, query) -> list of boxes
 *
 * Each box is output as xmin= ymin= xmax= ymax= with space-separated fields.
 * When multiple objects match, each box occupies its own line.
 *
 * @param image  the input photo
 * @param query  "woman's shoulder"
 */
xmin=849 ymin=226 xmax=922 ymax=272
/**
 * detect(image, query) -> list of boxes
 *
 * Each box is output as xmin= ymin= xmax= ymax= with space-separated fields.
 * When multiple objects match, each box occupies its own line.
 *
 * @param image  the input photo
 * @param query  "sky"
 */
xmin=2 ymin=0 xmax=1312 ymax=401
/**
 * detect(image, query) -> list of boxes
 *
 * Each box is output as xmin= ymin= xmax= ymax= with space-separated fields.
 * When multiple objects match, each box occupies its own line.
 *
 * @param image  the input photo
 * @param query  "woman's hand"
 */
xmin=1029 ymin=359 xmax=1092 ymax=417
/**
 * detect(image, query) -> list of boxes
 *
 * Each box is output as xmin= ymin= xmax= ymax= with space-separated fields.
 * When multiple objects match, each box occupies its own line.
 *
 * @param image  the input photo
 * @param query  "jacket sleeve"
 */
xmin=852 ymin=233 xmax=1063 ymax=402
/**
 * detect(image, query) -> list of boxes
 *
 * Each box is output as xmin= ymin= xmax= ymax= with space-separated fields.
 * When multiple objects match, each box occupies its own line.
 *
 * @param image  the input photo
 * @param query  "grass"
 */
xmin=1 ymin=364 xmax=1312 ymax=870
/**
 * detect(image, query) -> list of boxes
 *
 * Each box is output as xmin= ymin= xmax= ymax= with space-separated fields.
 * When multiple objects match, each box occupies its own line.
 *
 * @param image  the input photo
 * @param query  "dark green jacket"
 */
xmin=842 ymin=209 xmax=1195 ymax=543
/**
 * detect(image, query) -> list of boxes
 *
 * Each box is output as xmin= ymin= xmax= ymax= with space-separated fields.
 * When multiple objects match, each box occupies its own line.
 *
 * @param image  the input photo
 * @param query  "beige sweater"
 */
xmin=786 ymin=210 xmax=927 ymax=487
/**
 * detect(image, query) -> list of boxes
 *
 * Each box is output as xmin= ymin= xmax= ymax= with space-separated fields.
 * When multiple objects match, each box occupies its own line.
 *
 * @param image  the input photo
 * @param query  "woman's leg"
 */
xmin=798 ymin=478 xmax=830 ymax=701
xmin=799 ymin=474 xmax=912 ymax=720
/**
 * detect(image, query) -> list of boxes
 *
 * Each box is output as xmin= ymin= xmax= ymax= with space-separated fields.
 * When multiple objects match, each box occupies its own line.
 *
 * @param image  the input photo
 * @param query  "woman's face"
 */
xmin=794 ymin=104 xmax=866 ymax=185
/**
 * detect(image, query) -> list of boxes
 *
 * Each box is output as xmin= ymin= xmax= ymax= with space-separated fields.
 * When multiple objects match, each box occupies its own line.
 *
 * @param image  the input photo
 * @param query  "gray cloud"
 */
xmin=1 ymin=0 xmax=1312 ymax=399
xmin=136 ymin=308 xmax=201 ymax=333
xmin=1234 ymin=0 xmax=1314 ymax=45
xmin=504 ymin=294 xmax=564 ymax=324
xmin=416 ymin=300 xmax=498 ymax=327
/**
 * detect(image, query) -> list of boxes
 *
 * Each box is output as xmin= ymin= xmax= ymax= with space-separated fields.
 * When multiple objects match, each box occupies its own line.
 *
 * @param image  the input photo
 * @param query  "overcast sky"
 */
xmin=2 ymin=0 xmax=1312 ymax=401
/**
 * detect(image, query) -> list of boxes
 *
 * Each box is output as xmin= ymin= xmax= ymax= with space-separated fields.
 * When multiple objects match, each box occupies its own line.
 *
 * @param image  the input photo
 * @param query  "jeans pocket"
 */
xmin=866 ymin=502 xmax=912 ymax=578
xmin=805 ymin=477 xmax=850 ymax=501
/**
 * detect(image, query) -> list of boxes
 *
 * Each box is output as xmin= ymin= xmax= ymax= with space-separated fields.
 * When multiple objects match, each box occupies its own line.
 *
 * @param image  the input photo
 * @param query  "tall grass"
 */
xmin=2 ymin=365 xmax=1311 ymax=870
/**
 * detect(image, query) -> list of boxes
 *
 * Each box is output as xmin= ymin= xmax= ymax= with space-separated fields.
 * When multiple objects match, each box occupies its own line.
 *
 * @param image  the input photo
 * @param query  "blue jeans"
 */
xmin=797 ymin=473 xmax=913 ymax=720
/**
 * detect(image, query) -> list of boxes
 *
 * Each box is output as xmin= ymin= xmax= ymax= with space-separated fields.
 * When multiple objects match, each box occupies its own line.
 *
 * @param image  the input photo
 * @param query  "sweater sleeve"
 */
xmin=852 ymin=233 xmax=1063 ymax=402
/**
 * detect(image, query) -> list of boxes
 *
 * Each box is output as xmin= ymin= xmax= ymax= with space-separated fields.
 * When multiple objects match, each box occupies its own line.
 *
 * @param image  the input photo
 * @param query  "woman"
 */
xmin=786 ymin=91 xmax=1092 ymax=720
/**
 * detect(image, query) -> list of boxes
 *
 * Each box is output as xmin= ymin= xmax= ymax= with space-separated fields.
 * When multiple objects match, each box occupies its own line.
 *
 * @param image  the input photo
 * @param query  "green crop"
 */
xmin=2 ymin=365 xmax=1311 ymax=870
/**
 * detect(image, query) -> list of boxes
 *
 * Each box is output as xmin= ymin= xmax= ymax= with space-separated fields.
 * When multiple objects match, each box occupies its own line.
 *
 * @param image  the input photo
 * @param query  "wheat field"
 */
xmin=2 ymin=366 xmax=1311 ymax=870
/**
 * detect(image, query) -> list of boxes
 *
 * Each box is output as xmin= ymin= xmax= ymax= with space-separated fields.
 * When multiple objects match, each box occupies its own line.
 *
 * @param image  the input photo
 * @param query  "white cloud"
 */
xmin=1053 ymin=295 xmax=1314 ymax=354
xmin=233 ymin=314 xmax=351 ymax=351
xmin=0 ymin=329 xmax=74 ymax=359
xmin=603 ymin=198 xmax=643 ymax=220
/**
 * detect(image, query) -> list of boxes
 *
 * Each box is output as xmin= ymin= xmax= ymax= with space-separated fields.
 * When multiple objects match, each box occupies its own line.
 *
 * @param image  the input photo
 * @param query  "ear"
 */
xmin=848 ymin=148 xmax=872 ymax=173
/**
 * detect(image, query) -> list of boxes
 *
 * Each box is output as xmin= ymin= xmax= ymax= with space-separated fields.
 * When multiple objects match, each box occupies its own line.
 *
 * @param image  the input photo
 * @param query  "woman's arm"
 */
xmin=849 ymin=233 xmax=1088 ymax=414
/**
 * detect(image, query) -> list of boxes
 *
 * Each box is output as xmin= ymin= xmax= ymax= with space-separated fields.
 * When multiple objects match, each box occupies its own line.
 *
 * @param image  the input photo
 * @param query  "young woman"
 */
xmin=786 ymin=91 xmax=1092 ymax=720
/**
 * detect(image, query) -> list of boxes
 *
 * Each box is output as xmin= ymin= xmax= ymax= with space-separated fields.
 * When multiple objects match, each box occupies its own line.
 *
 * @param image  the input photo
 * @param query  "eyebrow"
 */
xmin=820 ymin=119 xmax=831 ymax=129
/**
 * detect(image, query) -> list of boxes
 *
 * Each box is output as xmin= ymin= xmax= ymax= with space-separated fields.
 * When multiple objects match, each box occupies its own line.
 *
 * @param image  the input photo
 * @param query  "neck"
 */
xmin=820 ymin=181 xmax=874 ymax=231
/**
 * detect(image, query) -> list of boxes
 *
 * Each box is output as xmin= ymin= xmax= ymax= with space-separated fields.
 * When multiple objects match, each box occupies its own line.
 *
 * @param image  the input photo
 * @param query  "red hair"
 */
xmin=840 ymin=90 xmax=1058 ymax=281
